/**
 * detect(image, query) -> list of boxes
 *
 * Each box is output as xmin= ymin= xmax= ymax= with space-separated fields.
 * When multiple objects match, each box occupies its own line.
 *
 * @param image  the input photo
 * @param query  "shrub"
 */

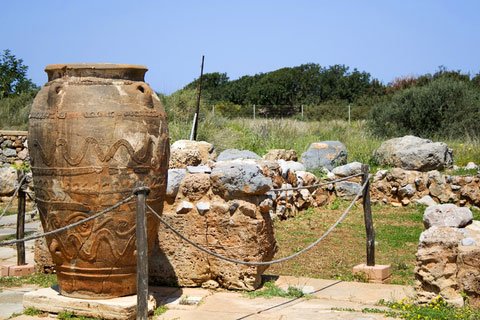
xmin=368 ymin=78 xmax=480 ymax=139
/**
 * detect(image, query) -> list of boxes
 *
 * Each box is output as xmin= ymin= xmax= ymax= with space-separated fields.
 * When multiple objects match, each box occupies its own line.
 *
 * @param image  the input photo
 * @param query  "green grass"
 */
xmin=23 ymin=307 xmax=44 ymax=316
xmin=0 ymin=273 xmax=57 ymax=288
xmin=57 ymin=311 xmax=101 ymax=320
xmin=381 ymin=297 xmax=480 ymax=320
xmin=269 ymin=201 xmax=425 ymax=285
xmin=169 ymin=117 xmax=480 ymax=167
xmin=153 ymin=305 xmax=168 ymax=316
xmin=245 ymin=281 xmax=306 ymax=299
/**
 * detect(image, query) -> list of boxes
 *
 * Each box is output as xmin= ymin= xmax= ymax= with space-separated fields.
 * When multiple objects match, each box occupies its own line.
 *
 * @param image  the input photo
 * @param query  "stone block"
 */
xmin=6 ymin=264 xmax=34 ymax=276
xmin=352 ymin=264 xmax=392 ymax=283
xmin=23 ymin=287 xmax=156 ymax=320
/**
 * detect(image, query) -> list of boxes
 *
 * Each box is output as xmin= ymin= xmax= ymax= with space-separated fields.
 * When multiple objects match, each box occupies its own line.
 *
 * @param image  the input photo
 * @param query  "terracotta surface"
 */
xmin=28 ymin=64 xmax=169 ymax=298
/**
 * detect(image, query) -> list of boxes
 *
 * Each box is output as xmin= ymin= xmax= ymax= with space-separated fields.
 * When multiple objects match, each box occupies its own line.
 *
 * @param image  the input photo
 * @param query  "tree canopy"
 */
xmin=0 ymin=49 xmax=36 ymax=98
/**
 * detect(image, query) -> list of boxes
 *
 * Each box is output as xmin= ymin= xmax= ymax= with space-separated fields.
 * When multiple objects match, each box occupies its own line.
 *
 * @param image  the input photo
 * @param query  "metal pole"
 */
xmin=361 ymin=164 xmax=375 ymax=266
xmin=134 ymin=184 xmax=150 ymax=320
xmin=16 ymin=170 xmax=26 ymax=266
xmin=348 ymin=104 xmax=351 ymax=125
xmin=301 ymin=105 xmax=304 ymax=119
xmin=253 ymin=104 xmax=256 ymax=120
xmin=191 ymin=55 xmax=205 ymax=141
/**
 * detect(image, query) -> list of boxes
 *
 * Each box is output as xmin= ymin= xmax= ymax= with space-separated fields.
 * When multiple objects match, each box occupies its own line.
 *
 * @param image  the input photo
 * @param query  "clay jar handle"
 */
xmin=132 ymin=83 xmax=154 ymax=108
xmin=47 ymin=83 xmax=63 ymax=109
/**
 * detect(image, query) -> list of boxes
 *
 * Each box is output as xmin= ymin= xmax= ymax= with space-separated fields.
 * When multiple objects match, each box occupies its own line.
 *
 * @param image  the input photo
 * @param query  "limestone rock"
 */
xmin=398 ymin=184 xmax=415 ymax=199
xmin=186 ymin=165 xmax=212 ymax=174
xmin=166 ymin=169 xmax=186 ymax=198
xmin=181 ymin=173 xmax=211 ymax=201
xmin=17 ymin=148 xmax=28 ymax=160
xmin=0 ymin=166 xmax=16 ymax=196
xmin=2 ymin=148 xmax=16 ymax=157
xmin=301 ymin=141 xmax=348 ymax=171
xmin=415 ymin=195 xmax=437 ymax=207
xmin=263 ymin=149 xmax=298 ymax=161
xmin=465 ymin=162 xmax=478 ymax=170
xmin=332 ymin=161 xmax=363 ymax=177
xmin=277 ymin=160 xmax=306 ymax=177
xmin=423 ymin=204 xmax=473 ymax=229
xmin=415 ymin=226 xmax=465 ymax=305
xmin=295 ymin=171 xmax=317 ymax=187
xmin=373 ymin=135 xmax=453 ymax=171
xmin=196 ymin=201 xmax=211 ymax=215
xmin=217 ymin=149 xmax=261 ymax=161
xmin=211 ymin=161 xmax=272 ymax=198
xmin=176 ymin=201 xmax=194 ymax=214
xmin=335 ymin=181 xmax=362 ymax=200
xmin=150 ymin=197 xmax=277 ymax=290
xmin=169 ymin=140 xmax=216 ymax=168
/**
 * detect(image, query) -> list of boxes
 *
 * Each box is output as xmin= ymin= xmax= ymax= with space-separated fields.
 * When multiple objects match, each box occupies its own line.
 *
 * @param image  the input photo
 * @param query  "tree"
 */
xmin=0 ymin=49 xmax=36 ymax=98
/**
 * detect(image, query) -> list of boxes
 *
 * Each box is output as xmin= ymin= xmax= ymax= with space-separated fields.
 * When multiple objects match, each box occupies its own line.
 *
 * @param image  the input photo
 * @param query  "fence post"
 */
xmin=301 ymin=104 xmax=304 ymax=119
xmin=16 ymin=170 xmax=26 ymax=266
xmin=253 ymin=104 xmax=256 ymax=120
xmin=348 ymin=104 xmax=351 ymax=125
xmin=361 ymin=164 xmax=375 ymax=266
xmin=134 ymin=184 xmax=150 ymax=320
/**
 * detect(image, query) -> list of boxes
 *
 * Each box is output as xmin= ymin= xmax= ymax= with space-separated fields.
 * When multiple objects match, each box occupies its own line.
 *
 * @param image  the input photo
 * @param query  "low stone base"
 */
xmin=352 ymin=264 xmax=392 ymax=283
xmin=23 ymin=287 xmax=156 ymax=320
xmin=1 ymin=264 xmax=35 ymax=277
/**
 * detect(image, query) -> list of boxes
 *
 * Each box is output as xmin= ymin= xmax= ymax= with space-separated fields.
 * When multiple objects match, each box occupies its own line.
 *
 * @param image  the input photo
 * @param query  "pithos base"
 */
xmin=23 ymin=287 xmax=156 ymax=320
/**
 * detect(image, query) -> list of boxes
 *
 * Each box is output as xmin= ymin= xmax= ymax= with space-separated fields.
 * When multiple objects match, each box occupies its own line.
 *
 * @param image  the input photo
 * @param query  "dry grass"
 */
xmin=268 ymin=201 xmax=425 ymax=285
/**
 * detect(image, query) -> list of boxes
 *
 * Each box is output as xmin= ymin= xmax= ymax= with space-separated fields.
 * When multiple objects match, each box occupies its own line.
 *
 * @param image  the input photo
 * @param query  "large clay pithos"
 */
xmin=28 ymin=64 xmax=169 ymax=299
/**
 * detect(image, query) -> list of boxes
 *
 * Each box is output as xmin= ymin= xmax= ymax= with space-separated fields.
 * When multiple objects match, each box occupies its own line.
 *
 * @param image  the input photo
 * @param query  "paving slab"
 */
xmin=23 ymin=287 xmax=156 ymax=320
xmin=274 ymin=276 xmax=414 ymax=304
xmin=0 ymin=286 xmax=37 ymax=320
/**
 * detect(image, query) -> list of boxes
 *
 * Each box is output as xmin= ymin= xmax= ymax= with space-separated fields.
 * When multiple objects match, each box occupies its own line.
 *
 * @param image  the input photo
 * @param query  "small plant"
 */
xmin=0 ymin=273 xmax=57 ymax=288
xmin=57 ymin=310 xmax=101 ymax=320
xmin=154 ymin=305 xmax=168 ymax=316
xmin=23 ymin=307 xmax=44 ymax=316
xmin=382 ymin=296 xmax=480 ymax=320
xmin=245 ymin=281 xmax=306 ymax=299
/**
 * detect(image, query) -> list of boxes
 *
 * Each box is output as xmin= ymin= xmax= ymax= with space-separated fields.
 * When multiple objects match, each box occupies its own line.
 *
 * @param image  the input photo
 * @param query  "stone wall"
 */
xmin=0 ymin=130 xmax=29 ymax=167
xmin=415 ymin=204 xmax=480 ymax=307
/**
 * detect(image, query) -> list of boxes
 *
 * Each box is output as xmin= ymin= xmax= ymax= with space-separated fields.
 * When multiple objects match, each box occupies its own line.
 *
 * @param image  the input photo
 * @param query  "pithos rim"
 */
xmin=45 ymin=63 xmax=148 ymax=82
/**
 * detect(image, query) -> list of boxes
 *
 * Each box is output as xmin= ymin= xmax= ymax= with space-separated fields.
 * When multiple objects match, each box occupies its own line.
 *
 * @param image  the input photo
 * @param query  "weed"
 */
xmin=23 ymin=307 xmax=44 ymax=316
xmin=57 ymin=310 xmax=101 ymax=320
xmin=383 ymin=296 xmax=480 ymax=320
xmin=245 ymin=281 xmax=306 ymax=299
xmin=153 ymin=305 xmax=168 ymax=316
xmin=0 ymin=273 xmax=57 ymax=288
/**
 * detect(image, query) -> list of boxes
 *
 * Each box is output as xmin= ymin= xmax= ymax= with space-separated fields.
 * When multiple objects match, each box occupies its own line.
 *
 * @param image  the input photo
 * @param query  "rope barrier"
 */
xmin=269 ymin=173 xmax=363 ymax=192
xmin=147 ymin=176 xmax=369 ymax=266
xmin=0 ymin=194 xmax=135 ymax=247
xmin=0 ymin=174 xmax=28 ymax=221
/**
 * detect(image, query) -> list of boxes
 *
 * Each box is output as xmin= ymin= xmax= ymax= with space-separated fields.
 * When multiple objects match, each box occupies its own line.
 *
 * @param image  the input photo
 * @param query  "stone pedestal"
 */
xmin=1 ymin=264 xmax=34 ymax=277
xmin=352 ymin=264 xmax=391 ymax=283
xmin=23 ymin=287 xmax=156 ymax=320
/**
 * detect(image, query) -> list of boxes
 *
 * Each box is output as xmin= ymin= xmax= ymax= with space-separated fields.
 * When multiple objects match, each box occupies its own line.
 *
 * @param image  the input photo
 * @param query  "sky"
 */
xmin=1 ymin=1 xmax=479 ymax=94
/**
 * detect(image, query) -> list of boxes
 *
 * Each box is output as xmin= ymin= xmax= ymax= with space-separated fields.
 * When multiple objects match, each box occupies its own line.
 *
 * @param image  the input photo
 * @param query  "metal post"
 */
xmin=16 ymin=170 xmax=26 ymax=266
xmin=301 ymin=104 xmax=304 ymax=119
xmin=191 ymin=55 xmax=205 ymax=141
xmin=253 ymin=104 xmax=256 ymax=120
xmin=361 ymin=164 xmax=375 ymax=266
xmin=134 ymin=184 xmax=150 ymax=320
xmin=348 ymin=104 xmax=351 ymax=125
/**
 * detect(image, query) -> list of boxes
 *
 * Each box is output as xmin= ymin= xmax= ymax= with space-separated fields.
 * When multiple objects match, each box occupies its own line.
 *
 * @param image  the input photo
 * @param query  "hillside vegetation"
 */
xmin=1 ymin=49 xmax=480 ymax=145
